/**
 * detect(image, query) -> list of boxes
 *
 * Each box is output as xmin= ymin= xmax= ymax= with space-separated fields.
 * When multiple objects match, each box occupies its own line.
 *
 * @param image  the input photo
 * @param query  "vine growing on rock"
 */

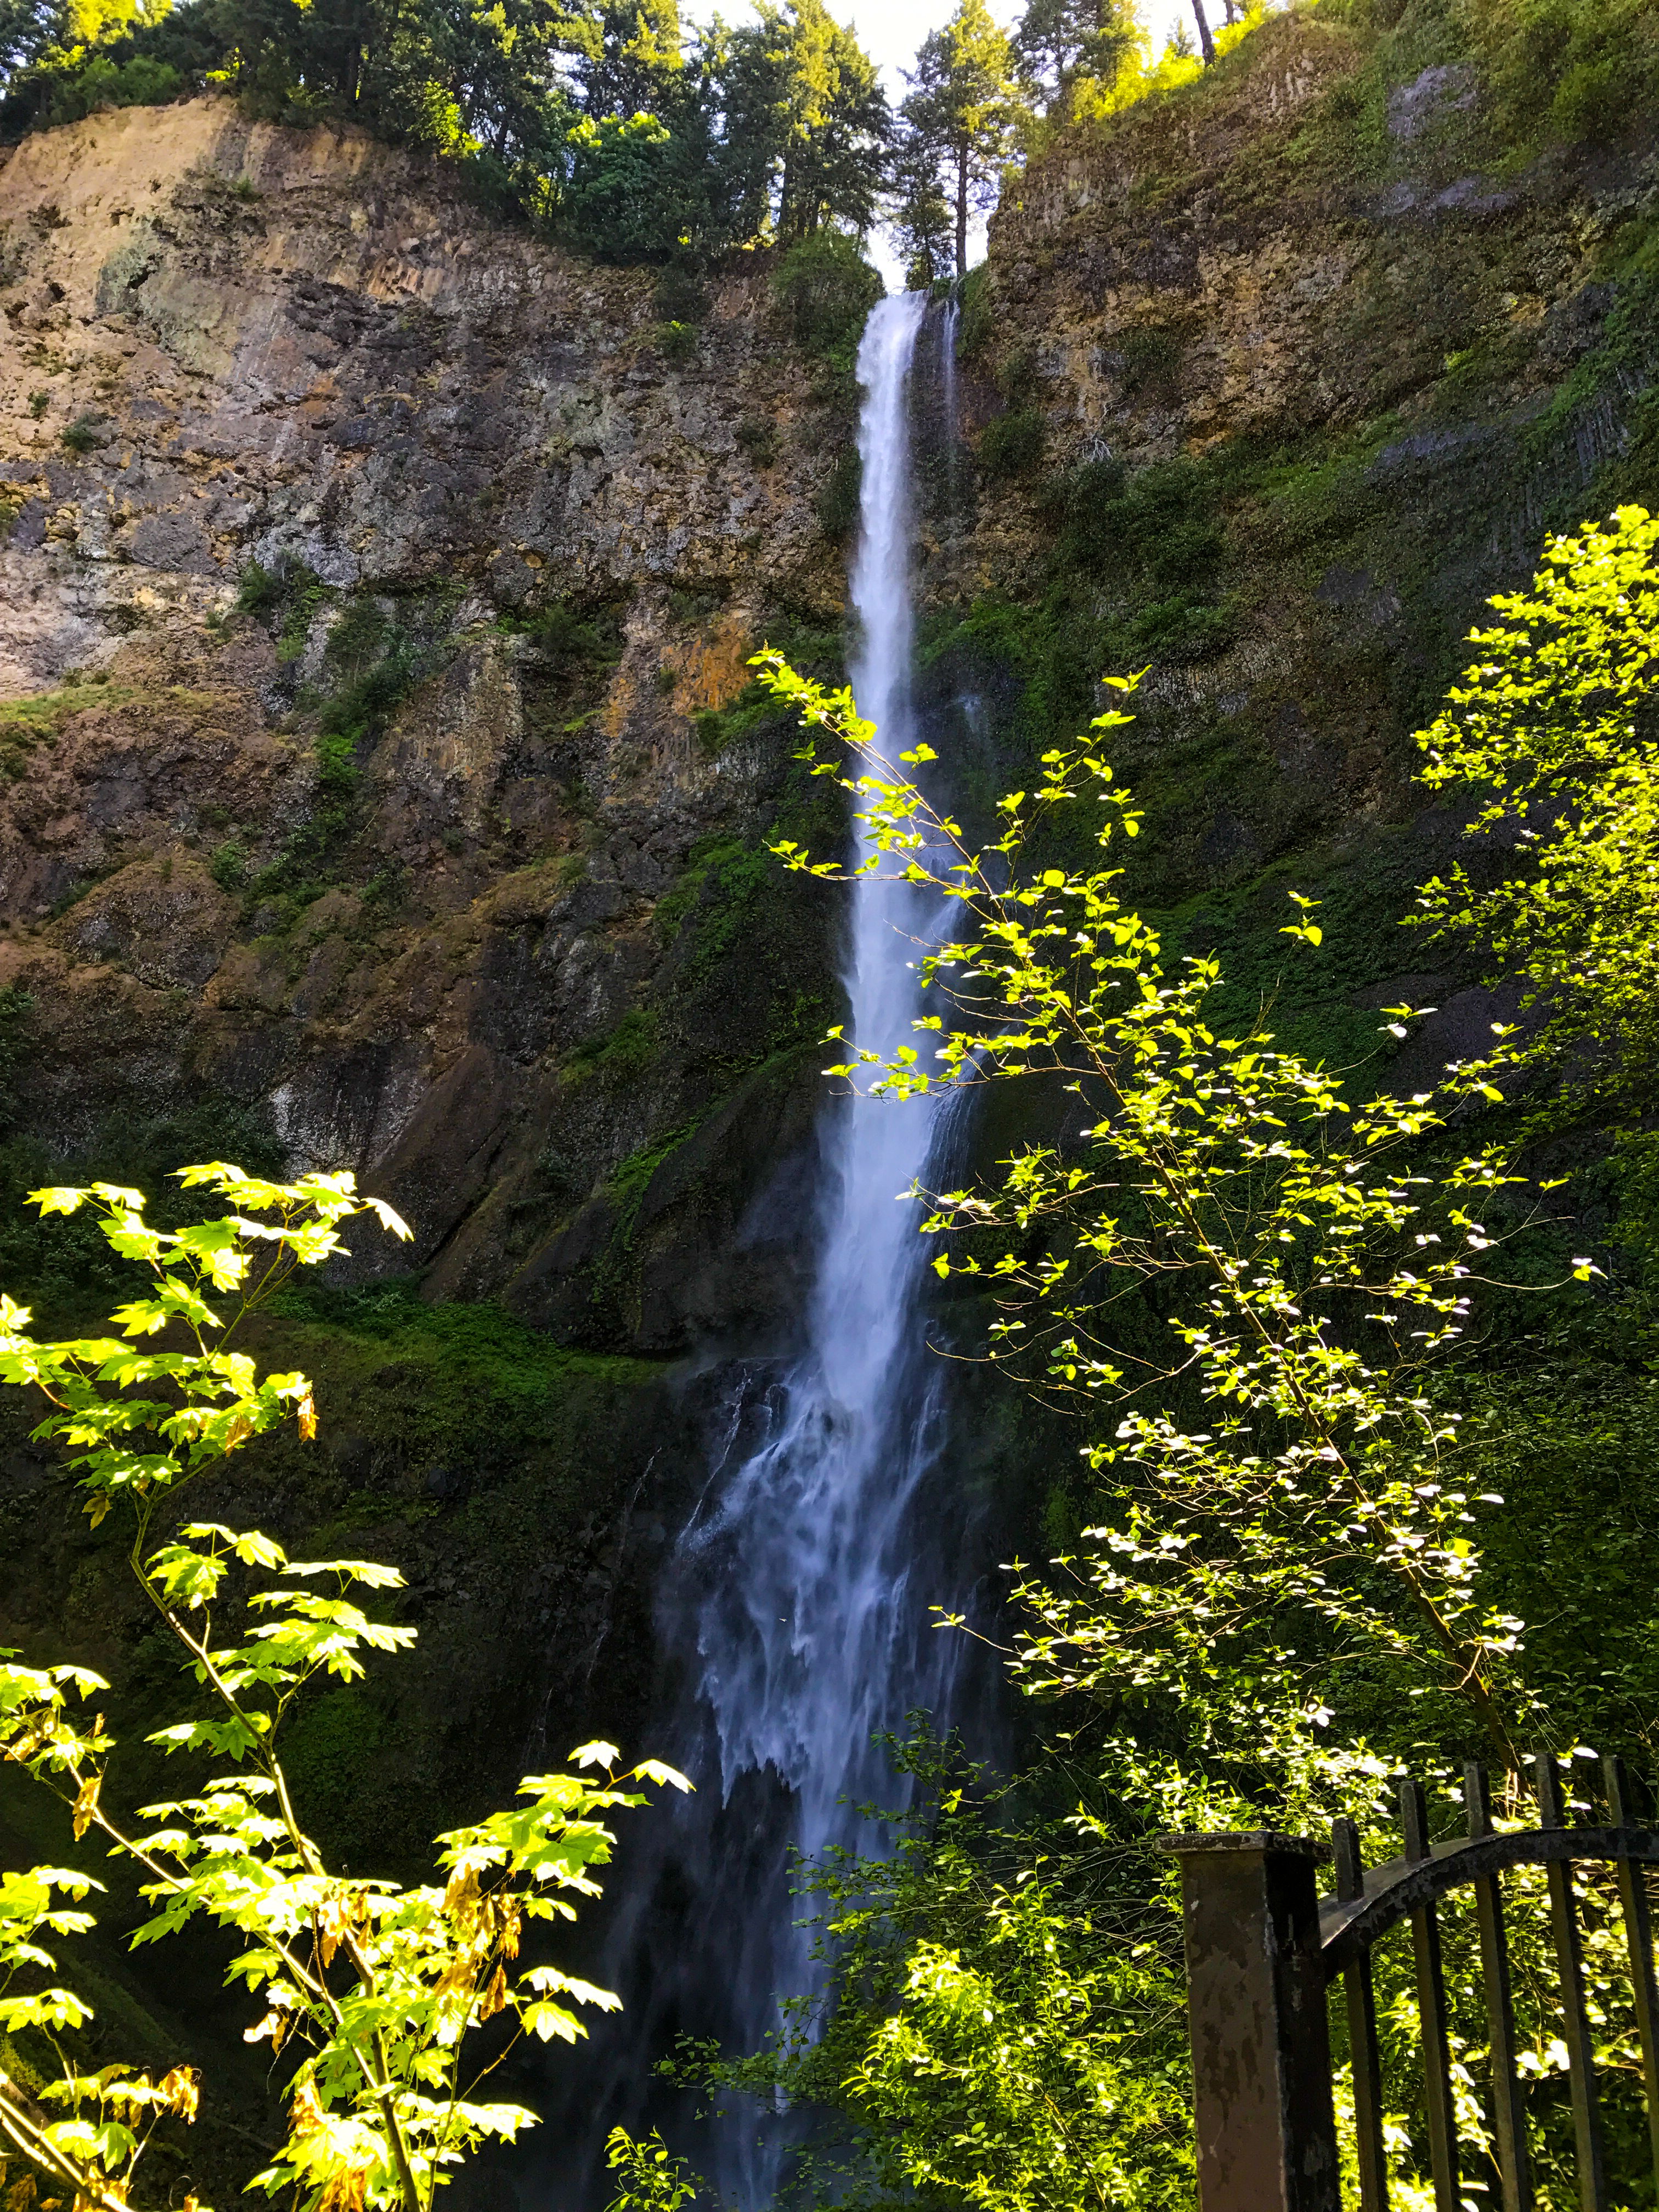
xmin=0 ymin=1166 xmax=686 ymax=2211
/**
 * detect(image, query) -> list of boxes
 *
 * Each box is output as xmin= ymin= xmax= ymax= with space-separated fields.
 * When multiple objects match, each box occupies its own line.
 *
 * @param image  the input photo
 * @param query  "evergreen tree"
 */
xmin=1012 ymin=0 xmax=1133 ymax=112
xmin=887 ymin=115 xmax=952 ymax=288
xmin=554 ymin=0 xmax=686 ymax=120
xmin=900 ymin=0 xmax=1023 ymax=279
xmin=706 ymin=0 xmax=887 ymax=248
xmin=0 ymin=0 xmax=890 ymax=268
xmin=774 ymin=0 xmax=887 ymax=240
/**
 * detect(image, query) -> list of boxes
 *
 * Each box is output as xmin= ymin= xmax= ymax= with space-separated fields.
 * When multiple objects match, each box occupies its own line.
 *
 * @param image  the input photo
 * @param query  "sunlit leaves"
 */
xmin=750 ymin=647 xmax=1583 ymax=1793
xmin=1411 ymin=504 xmax=1659 ymax=1118
xmin=0 ymin=1167 xmax=676 ymax=2212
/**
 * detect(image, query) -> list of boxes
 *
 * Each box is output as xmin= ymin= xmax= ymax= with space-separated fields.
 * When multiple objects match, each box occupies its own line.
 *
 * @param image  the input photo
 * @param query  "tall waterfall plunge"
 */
xmin=563 ymin=292 xmax=978 ymax=2205
xmin=680 ymin=287 xmax=951 ymax=2199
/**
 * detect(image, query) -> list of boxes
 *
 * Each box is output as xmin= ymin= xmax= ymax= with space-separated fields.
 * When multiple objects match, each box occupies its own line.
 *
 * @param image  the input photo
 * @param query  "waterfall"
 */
xmin=555 ymin=291 xmax=968 ymax=2209
xmin=679 ymin=288 xmax=947 ymax=2200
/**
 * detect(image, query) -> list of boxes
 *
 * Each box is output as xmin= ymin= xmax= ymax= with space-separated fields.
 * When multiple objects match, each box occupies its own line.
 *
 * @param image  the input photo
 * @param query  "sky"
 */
xmin=679 ymin=0 xmax=1196 ymax=285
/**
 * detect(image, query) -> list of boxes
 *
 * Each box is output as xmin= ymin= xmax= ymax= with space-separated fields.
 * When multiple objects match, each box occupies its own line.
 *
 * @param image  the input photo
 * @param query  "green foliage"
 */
xmin=276 ymin=569 xmax=331 ymax=664
xmin=563 ymin=111 xmax=684 ymax=263
xmin=769 ymin=232 xmax=884 ymax=383
xmin=568 ymin=1006 xmax=661 ymax=1087
xmin=208 ymin=836 xmax=248 ymax=890
xmin=37 ymin=46 xmax=181 ymax=121
xmin=957 ymin=259 xmax=994 ymax=359
xmin=1411 ymin=505 xmax=1659 ymax=1121
xmin=1469 ymin=0 xmax=1659 ymax=149
xmin=814 ymin=449 xmax=861 ymax=538
xmin=1012 ymin=0 xmax=1134 ymax=115
xmin=0 ymin=1169 xmax=687 ymax=2211
xmin=674 ymin=1724 xmax=1193 ymax=2211
xmin=58 ymin=413 xmax=103 ymax=454
xmin=1 ymin=0 xmax=896 ymax=259
xmin=978 ymin=404 xmax=1044 ymax=479
xmin=264 ymin=1278 xmax=659 ymax=1469
xmin=764 ymin=651 xmax=1577 ymax=1781
xmin=604 ymin=2126 xmax=701 ymax=2211
xmin=725 ymin=532 xmax=1659 ymax=2200
xmin=843 ymin=1875 xmax=1189 ymax=2210
xmin=899 ymin=0 xmax=1025 ymax=276
xmin=233 ymin=558 xmax=284 ymax=617
xmin=653 ymin=836 xmax=775 ymax=979
xmin=314 ymin=729 xmax=362 ymax=799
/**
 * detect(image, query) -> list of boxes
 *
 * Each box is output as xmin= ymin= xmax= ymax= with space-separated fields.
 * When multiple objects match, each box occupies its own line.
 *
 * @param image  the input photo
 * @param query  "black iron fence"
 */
xmin=1161 ymin=1755 xmax=1659 ymax=2212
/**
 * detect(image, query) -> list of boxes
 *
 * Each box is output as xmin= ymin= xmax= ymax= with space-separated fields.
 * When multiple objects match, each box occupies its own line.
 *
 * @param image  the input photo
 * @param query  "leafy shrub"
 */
xmin=770 ymin=232 xmax=883 ymax=377
xmin=509 ymin=597 xmax=624 ymax=667
xmin=1470 ymin=0 xmax=1659 ymax=146
xmin=979 ymin=407 xmax=1045 ymax=479
xmin=277 ymin=568 xmax=331 ymax=661
xmin=233 ymin=557 xmax=284 ymax=615
xmin=1035 ymin=456 xmax=1127 ymax=566
xmin=658 ymin=318 xmax=698 ymax=363
xmin=1551 ymin=56 xmax=1636 ymax=141
xmin=817 ymin=449 xmax=862 ymax=538
xmin=957 ymin=262 xmax=993 ymax=360
xmin=323 ymin=594 xmax=389 ymax=678
xmin=210 ymin=837 xmax=249 ymax=890
xmin=1117 ymin=325 xmax=1182 ymax=399
xmin=59 ymin=414 xmax=105 ymax=454
xmin=313 ymin=730 xmax=361 ymax=798
xmin=736 ymin=416 xmax=780 ymax=468
xmin=562 ymin=112 xmax=687 ymax=263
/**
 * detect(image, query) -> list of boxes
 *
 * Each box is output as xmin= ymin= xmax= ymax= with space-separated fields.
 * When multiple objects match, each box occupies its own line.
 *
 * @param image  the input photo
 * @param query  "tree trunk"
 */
xmin=954 ymin=142 xmax=968 ymax=279
xmin=1191 ymin=0 xmax=1216 ymax=63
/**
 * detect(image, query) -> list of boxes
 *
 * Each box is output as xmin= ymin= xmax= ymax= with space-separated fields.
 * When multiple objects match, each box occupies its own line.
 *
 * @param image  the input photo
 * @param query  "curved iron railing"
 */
xmin=1161 ymin=1754 xmax=1659 ymax=2212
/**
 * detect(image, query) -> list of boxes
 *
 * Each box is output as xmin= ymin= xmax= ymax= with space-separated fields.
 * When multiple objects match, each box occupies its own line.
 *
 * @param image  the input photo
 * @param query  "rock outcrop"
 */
xmin=0 ymin=95 xmax=847 ymax=1344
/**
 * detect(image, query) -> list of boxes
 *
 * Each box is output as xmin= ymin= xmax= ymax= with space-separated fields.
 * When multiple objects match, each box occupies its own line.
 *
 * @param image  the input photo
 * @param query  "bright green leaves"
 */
xmin=0 ymin=1166 xmax=678 ymax=2212
xmin=1280 ymin=889 xmax=1323 ymax=947
xmin=2 ymin=1166 xmax=404 ymax=1536
xmin=1411 ymin=504 xmax=1659 ymax=1119
xmin=842 ymin=1875 xmax=1190 ymax=2212
xmin=750 ymin=642 xmax=1588 ymax=1800
xmin=0 ymin=1855 xmax=208 ymax=2208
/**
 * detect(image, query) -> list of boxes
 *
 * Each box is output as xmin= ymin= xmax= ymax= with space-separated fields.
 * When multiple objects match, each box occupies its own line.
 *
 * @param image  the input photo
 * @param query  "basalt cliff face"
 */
xmin=0 ymin=109 xmax=856 ymax=2187
xmin=939 ymin=9 xmax=1657 ymax=916
xmin=0 ymin=95 xmax=845 ymax=1347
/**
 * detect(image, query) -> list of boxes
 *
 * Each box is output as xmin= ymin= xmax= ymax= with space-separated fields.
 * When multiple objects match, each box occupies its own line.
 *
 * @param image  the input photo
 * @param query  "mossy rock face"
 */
xmin=956 ymin=0 xmax=1659 ymax=919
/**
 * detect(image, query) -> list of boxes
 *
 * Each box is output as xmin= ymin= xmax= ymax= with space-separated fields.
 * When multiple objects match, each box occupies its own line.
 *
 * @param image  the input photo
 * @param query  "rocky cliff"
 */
xmin=0 ymin=104 xmax=865 ymax=2193
xmin=0 ymin=94 xmax=850 ymax=1347
xmin=938 ymin=5 xmax=1657 ymax=955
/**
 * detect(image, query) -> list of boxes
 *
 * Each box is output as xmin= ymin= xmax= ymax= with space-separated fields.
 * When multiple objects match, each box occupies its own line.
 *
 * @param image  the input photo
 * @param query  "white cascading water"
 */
xmin=555 ymin=292 xmax=970 ymax=2210
xmin=673 ymin=290 xmax=953 ymax=2200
